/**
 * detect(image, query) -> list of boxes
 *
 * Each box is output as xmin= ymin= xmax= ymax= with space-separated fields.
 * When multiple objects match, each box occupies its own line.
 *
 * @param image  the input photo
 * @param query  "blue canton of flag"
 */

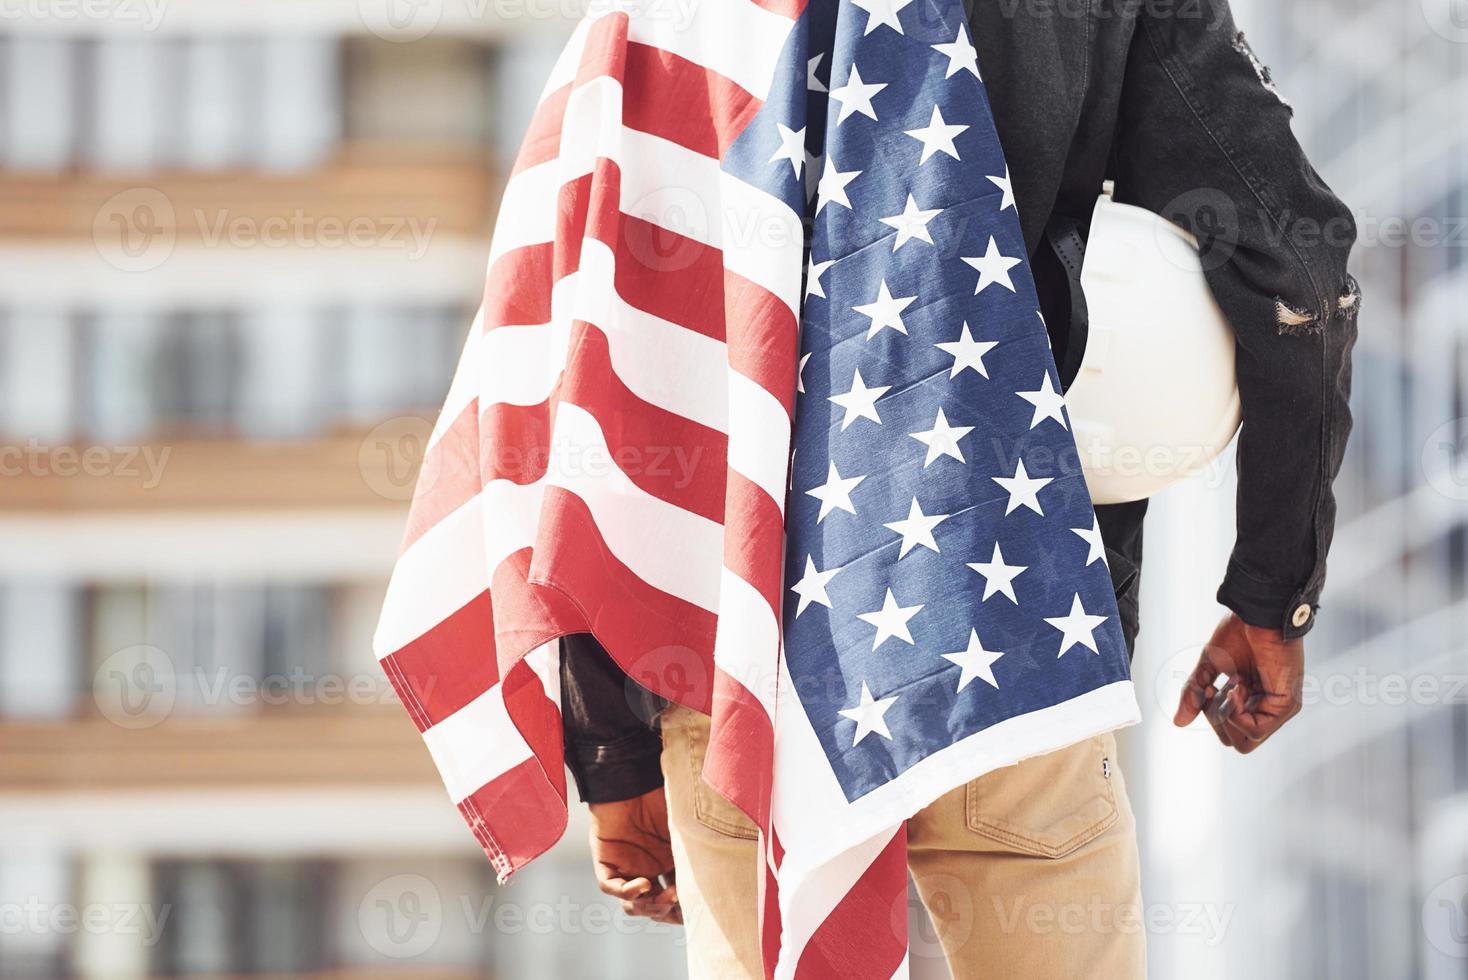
xmin=771 ymin=0 xmax=1134 ymax=802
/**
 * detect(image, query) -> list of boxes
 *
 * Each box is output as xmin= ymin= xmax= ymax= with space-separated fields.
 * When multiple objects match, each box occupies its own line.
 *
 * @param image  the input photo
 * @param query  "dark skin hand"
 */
xmin=588 ymin=786 xmax=682 ymax=924
xmin=1174 ymin=612 xmax=1305 ymax=754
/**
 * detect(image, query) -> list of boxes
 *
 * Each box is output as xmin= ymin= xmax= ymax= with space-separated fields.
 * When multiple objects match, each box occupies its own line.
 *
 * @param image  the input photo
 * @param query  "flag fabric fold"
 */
xmin=374 ymin=0 xmax=1139 ymax=973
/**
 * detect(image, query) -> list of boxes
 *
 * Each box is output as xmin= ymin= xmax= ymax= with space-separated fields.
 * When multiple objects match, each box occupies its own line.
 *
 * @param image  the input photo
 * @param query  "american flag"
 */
xmin=766 ymin=0 xmax=1141 ymax=975
xmin=373 ymin=0 xmax=1139 ymax=975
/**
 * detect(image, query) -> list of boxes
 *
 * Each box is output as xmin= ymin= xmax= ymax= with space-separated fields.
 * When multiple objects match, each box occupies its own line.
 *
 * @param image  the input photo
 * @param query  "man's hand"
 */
xmin=1174 ymin=612 xmax=1305 ymax=754
xmin=588 ymin=787 xmax=681 ymax=924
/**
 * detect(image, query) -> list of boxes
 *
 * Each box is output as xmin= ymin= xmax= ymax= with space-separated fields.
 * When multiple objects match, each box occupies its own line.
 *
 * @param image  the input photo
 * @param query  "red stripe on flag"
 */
xmin=513 ymin=13 xmax=764 ymax=174
xmin=560 ymin=321 xmax=727 ymax=523
xmin=530 ymin=486 xmax=718 ymax=712
xmin=762 ymin=834 xmax=785 ymax=980
xmin=794 ymin=829 xmax=910 ymax=980
xmin=573 ymin=12 xmax=630 ymax=91
xmin=725 ymin=266 xmax=800 ymax=416
xmin=512 ymin=82 xmax=569 ymax=173
xmin=748 ymin=0 xmax=808 ymax=17
xmin=484 ymin=242 xmax=555 ymax=330
xmin=381 ymin=590 xmax=498 ymax=730
xmin=459 ymin=753 xmax=568 ymax=883
xmin=554 ymin=171 xmax=594 ymax=285
xmin=579 ymin=159 xmax=728 ymax=342
xmin=705 ymin=667 xmax=775 ymax=830
xmin=622 ymin=41 xmax=761 ymax=159
xmin=722 ymin=469 xmax=787 ymax=614
xmin=501 ymin=658 xmax=567 ymax=804
xmin=401 ymin=397 xmax=480 ymax=552
xmin=400 ymin=398 xmax=552 ymax=556
xmin=406 ymin=337 xmax=728 ymax=529
xmin=486 ymin=166 xmax=799 ymax=414
xmin=479 ymin=399 xmax=555 ymax=486
xmin=489 ymin=547 xmax=589 ymax=679
xmin=486 ymin=161 xmax=734 ymax=344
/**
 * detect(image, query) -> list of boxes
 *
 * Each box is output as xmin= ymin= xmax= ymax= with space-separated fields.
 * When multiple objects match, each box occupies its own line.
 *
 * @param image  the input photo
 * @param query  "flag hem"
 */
xmin=772 ymin=679 xmax=1141 ymax=884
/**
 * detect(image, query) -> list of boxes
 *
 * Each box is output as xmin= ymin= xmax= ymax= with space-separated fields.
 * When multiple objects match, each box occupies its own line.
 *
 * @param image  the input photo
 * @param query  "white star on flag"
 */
xmin=830 ymin=63 xmax=887 ymax=123
xmin=857 ymin=588 xmax=923 ymax=650
xmin=807 ymin=461 xmax=865 ymax=522
xmin=962 ymin=236 xmax=1022 ymax=294
xmin=935 ymin=322 xmax=998 ymax=378
xmin=1016 ymin=372 xmax=1068 ymax=429
xmin=943 ymin=629 xmax=1005 ymax=691
xmin=816 ymin=157 xmax=861 ymax=214
xmin=879 ymin=194 xmax=942 ymax=250
xmin=988 ymin=166 xmax=1015 ymax=211
xmin=993 ymin=458 xmax=1052 ymax=515
xmin=839 ymin=681 xmax=898 ymax=745
xmin=829 ymin=368 xmax=890 ymax=429
xmin=854 ymin=280 xmax=916 ymax=338
xmin=791 ymin=555 xmax=842 ymax=616
xmin=883 ymin=497 xmax=949 ymax=557
xmin=851 ymin=0 xmax=914 ymax=35
xmin=910 ymin=407 xmax=974 ymax=466
xmin=1071 ymin=516 xmax=1107 ymax=566
xmin=967 ymin=542 xmax=1027 ymax=603
xmin=770 ymin=122 xmax=806 ymax=177
xmin=932 ymin=23 xmax=980 ymax=79
xmin=1045 ymin=594 xmax=1109 ymax=656
xmin=904 ymin=105 xmax=967 ymax=163
xmin=796 ymin=351 xmax=812 ymax=393
xmin=806 ymin=257 xmax=834 ymax=299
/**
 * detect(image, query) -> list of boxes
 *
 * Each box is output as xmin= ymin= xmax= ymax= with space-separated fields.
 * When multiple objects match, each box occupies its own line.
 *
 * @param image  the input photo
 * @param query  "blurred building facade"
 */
xmin=1132 ymin=2 xmax=1468 ymax=978
xmin=0 ymin=8 xmax=684 ymax=978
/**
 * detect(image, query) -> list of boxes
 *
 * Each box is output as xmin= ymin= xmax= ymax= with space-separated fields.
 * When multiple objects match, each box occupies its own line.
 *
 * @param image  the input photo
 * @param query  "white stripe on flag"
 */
xmin=727 ymin=369 xmax=794 ymax=508
xmin=490 ymin=79 xmax=716 ymax=264
xmin=420 ymin=681 xmax=532 ymax=804
xmin=710 ymin=567 xmax=781 ymax=720
xmin=719 ymin=169 xmax=805 ymax=316
xmin=624 ymin=0 xmax=796 ymax=101
xmin=375 ymin=498 xmax=487 ymax=659
xmin=539 ymin=0 xmax=796 ymax=106
xmin=427 ymin=308 xmax=482 ymax=453
xmin=482 ymin=240 xmax=732 ymax=433
xmin=546 ymin=402 xmax=725 ymax=612
xmin=770 ymin=827 xmax=903 ymax=980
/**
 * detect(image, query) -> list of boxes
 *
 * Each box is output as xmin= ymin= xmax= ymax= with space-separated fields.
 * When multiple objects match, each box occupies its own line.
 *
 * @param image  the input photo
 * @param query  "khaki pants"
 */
xmin=660 ymin=706 xmax=1146 ymax=979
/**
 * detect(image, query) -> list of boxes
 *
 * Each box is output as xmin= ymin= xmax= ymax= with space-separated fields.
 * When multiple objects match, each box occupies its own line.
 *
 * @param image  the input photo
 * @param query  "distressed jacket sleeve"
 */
xmin=559 ymin=633 xmax=667 ymax=804
xmin=1109 ymin=0 xmax=1359 ymax=638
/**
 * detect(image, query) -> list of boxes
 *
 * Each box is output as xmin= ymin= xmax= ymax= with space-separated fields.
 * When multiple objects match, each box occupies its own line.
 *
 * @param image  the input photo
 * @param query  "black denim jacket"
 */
xmin=560 ymin=0 xmax=1360 ymax=803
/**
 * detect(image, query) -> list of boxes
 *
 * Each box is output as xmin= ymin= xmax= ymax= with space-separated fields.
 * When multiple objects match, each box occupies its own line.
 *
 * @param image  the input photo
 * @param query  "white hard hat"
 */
xmin=1066 ymin=192 xmax=1241 ymax=504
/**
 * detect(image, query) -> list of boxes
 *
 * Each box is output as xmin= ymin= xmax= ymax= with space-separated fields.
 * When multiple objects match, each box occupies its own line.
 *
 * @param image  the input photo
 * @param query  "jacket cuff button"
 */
xmin=1290 ymin=603 xmax=1313 ymax=629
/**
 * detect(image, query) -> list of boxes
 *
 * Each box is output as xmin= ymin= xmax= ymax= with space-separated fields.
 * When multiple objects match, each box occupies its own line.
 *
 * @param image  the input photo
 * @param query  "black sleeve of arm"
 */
xmin=559 ymin=633 xmax=667 ymax=804
xmin=1110 ymin=1 xmax=1359 ymax=637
